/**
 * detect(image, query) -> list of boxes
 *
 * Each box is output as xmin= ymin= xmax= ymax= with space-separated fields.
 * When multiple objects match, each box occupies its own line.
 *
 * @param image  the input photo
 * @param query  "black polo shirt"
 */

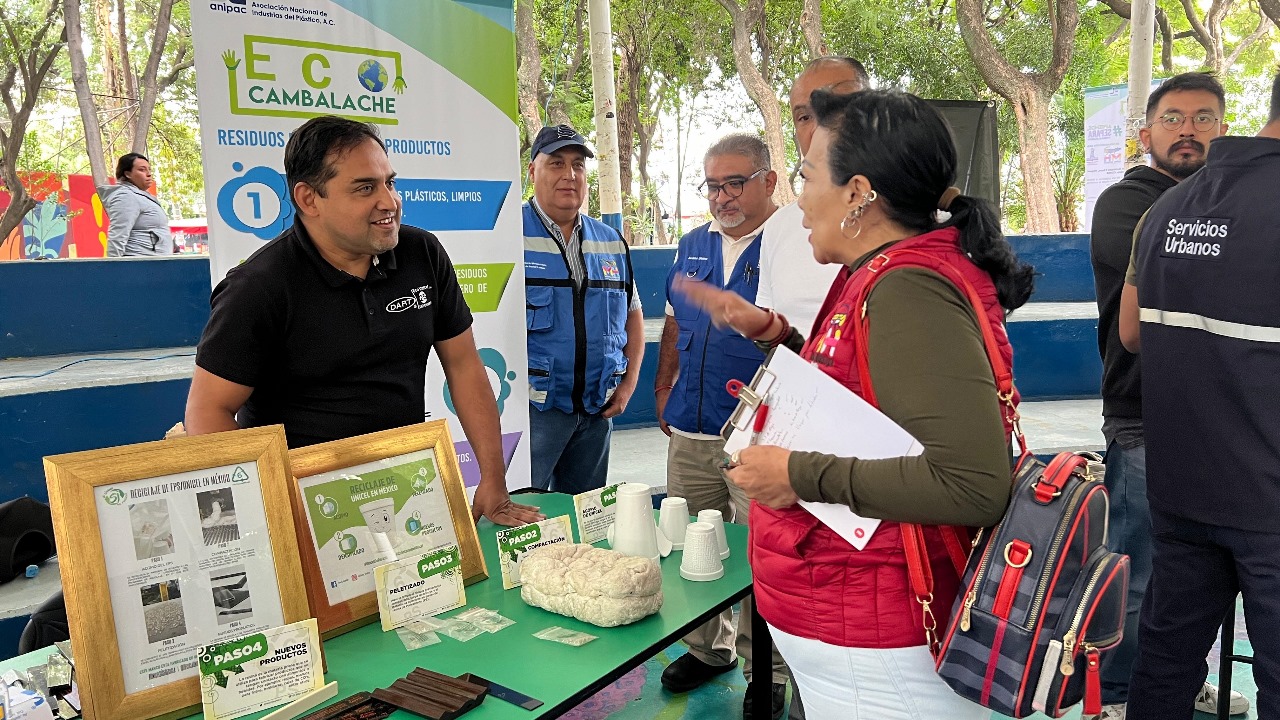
xmin=195 ymin=222 xmax=472 ymax=448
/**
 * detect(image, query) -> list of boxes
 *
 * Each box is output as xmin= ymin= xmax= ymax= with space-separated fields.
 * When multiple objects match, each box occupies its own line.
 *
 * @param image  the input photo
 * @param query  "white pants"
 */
xmin=769 ymin=624 xmax=989 ymax=720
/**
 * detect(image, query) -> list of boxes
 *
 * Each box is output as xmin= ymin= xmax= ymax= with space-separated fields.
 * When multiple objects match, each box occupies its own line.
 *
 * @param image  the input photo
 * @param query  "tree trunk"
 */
xmin=1178 ymin=0 xmax=1225 ymax=72
xmin=616 ymin=43 xmax=638 ymax=204
xmin=715 ymin=0 xmax=795 ymax=205
xmin=64 ymin=0 xmax=109 ymax=185
xmin=801 ymin=0 xmax=826 ymax=58
xmin=1262 ymin=0 xmax=1280 ymax=26
xmin=955 ymin=0 xmax=1076 ymax=232
xmin=131 ymin=0 xmax=176 ymax=154
xmin=1012 ymin=87 xmax=1059 ymax=233
xmin=116 ymin=0 xmax=136 ymax=106
xmin=515 ymin=0 xmax=543 ymax=149
xmin=0 ymin=2 xmax=66 ymax=245
xmin=97 ymin=0 xmax=121 ymax=101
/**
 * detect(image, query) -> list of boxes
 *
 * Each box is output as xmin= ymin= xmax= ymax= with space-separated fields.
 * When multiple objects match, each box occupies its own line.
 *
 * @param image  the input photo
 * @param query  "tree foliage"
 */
xmin=0 ymin=0 xmax=66 ymax=245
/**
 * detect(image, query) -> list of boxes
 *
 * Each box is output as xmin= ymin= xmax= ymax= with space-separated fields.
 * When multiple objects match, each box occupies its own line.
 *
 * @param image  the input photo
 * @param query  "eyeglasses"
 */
xmin=698 ymin=168 xmax=767 ymax=200
xmin=1151 ymin=111 xmax=1220 ymax=132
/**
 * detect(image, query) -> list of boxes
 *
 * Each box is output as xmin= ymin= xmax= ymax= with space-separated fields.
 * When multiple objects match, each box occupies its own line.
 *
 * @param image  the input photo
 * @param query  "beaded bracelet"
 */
xmin=763 ymin=312 xmax=792 ymax=347
xmin=746 ymin=308 xmax=778 ymax=340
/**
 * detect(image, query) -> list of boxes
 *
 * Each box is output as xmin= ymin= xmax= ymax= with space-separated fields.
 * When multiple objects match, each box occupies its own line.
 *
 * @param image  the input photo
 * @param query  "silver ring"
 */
xmin=730 ymin=450 xmax=742 ymax=465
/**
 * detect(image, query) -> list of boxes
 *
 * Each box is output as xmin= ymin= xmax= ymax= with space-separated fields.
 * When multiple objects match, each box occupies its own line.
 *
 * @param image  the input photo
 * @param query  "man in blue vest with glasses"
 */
xmin=523 ymin=125 xmax=645 ymax=494
xmin=1119 ymin=72 xmax=1280 ymax=720
xmin=655 ymin=133 xmax=787 ymax=719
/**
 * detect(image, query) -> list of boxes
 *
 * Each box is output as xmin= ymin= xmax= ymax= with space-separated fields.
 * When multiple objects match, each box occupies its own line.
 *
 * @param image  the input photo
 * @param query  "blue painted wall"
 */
xmin=0 ymin=233 xmax=1098 ymax=494
xmin=0 ymin=258 xmax=211 ymax=358
xmin=634 ymin=235 xmax=1094 ymax=311
xmin=1007 ymin=319 xmax=1102 ymax=400
xmin=631 ymin=247 xmax=677 ymax=318
xmin=1009 ymin=233 xmax=1093 ymax=302
xmin=0 ymin=380 xmax=190 ymax=504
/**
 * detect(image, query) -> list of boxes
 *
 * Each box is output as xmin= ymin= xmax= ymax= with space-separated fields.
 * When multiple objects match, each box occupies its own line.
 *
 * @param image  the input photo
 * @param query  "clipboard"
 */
xmin=721 ymin=355 xmax=778 ymax=440
xmin=720 ymin=346 xmax=925 ymax=550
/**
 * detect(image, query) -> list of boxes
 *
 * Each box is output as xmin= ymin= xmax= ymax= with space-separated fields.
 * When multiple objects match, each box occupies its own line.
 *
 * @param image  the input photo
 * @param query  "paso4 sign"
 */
xmin=223 ymin=35 xmax=406 ymax=124
xmin=199 ymin=633 xmax=269 ymax=679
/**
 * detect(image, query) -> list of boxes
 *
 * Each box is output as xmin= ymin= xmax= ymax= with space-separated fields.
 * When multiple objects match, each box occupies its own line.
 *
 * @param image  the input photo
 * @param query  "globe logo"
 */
xmin=358 ymin=59 xmax=388 ymax=93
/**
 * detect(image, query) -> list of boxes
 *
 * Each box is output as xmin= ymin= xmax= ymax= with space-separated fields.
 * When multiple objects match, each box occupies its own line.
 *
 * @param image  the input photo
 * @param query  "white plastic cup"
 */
xmin=658 ymin=497 xmax=690 ymax=550
xmin=360 ymin=498 xmax=399 ymax=558
xmin=680 ymin=521 xmax=725 ymax=581
xmin=359 ymin=498 xmax=396 ymax=533
xmin=609 ymin=483 xmax=660 ymax=562
xmin=697 ymin=509 xmax=731 ymax=560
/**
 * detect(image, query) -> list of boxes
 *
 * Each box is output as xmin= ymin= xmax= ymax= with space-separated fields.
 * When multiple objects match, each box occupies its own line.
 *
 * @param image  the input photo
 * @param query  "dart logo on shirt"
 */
xmin=386 ymin=285 xmax=433 ymax=312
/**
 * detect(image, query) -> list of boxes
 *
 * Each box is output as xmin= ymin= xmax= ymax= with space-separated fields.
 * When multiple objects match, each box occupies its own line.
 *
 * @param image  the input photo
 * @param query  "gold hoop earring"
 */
xmin=840 ymin=213 xmax=863 ymax=240
xmin=840 ymin=190 xmax=878 ymax=240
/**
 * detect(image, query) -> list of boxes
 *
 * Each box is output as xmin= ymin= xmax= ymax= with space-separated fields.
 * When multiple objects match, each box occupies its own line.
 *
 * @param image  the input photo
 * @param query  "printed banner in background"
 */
xmin=189 ymin=1 xmax=530 ymax=489
xmin=1082 ymin=80 xmax=1163 ymax=232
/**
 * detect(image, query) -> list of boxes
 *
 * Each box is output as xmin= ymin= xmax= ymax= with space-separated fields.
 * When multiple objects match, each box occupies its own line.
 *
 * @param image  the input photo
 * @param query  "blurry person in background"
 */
xmin=101 ymin=153 xmax=173 ymax=257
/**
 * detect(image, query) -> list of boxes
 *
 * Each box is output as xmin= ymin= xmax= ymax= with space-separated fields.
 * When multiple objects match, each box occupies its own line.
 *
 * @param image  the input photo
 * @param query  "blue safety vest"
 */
xmin=1135 ymin=136 xmax=1280 ymax=533
xmin=524 ymin=203 xmax=634 ymax=415
xmin=664 ymin=222 xmax=766 ymax=434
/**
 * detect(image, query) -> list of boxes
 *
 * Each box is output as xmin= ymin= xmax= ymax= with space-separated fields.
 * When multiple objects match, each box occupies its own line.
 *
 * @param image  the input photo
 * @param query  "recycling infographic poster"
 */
xmin=295 ymin=449 xmax=461 ymax=606
xmin=95 ymin=462 xmax=285 ymax=695
xmin=189 ymin=1 xmax=530 ymax=489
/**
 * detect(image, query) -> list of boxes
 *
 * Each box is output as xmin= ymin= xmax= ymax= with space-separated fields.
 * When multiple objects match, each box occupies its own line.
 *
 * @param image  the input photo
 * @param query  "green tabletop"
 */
xmin=216 ymin=492 xmax=750 ymax=720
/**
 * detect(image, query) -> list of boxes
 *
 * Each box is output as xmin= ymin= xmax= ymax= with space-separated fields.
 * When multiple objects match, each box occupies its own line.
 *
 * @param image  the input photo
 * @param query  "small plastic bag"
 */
xmin=396 ymin=625 xmax=441 ymax=651
xmin=455 ymin=607 xmax=515 ymax=634
xmin=435 ymin=618 xmax=486 ymax=642
xmin=406 ymin=617 xmax=448 ymax=633
xmin=533 ymin=626 xmax=597 ymax=646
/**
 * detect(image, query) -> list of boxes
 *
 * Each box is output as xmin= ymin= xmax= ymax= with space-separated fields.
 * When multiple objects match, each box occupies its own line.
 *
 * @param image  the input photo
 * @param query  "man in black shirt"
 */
xmin=1089 ymin=72 xmax=1239 ymax=718
xmin=186 ymin=116 xmax=542 ymax=528
xmin=1118 ymin=72 xmax=1280 ymax=720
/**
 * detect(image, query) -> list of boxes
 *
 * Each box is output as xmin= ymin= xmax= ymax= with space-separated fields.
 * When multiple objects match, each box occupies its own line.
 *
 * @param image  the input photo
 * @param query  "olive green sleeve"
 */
xmin=1125 ymin=209 xmax=1150 ymax=286
xmin=786 ymin=268 xmax=1012 ymax=527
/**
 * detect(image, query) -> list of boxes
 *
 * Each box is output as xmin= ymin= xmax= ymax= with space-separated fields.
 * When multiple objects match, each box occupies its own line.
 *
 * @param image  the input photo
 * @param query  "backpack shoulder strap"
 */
xmin=847 ymin=248 xmax=1024 ymax=657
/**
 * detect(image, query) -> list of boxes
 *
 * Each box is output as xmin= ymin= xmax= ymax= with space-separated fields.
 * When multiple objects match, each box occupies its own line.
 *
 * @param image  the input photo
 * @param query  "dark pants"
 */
xmin=1128 ymin=507 xmax=1280 ymax=720
xmin=528 ymin=407 xmax=611 ymax=494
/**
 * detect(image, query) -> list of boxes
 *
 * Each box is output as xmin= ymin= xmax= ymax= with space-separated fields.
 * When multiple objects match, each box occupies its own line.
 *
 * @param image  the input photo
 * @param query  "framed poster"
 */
xmin=44 ymin=425 xmax=310 ymax=720
xmin=287 ymin=420 xmax=486 ymax=637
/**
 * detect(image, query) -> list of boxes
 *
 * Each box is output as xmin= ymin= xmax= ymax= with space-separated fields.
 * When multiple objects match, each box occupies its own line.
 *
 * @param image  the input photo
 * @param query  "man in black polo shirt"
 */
xmin=1118 ymin=73 xmax=1280 ymax=720
xmin=186 ymin=115 xmax=542 ymax=527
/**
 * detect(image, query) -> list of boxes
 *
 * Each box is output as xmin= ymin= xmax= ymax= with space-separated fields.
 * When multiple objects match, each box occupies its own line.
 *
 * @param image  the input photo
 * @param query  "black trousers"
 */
xmin=1128 ymin=507 xmax=1280 ymax=719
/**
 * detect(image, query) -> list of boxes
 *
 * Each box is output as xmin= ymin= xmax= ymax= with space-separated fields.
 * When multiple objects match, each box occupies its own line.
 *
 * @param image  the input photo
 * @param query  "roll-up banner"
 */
xmin=190 ymin=0 xmax=530 ymax=489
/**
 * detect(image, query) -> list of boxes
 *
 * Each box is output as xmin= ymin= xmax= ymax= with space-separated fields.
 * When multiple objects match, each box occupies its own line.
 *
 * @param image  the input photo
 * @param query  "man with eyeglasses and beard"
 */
xmin=1088 ymin=72 xmax=1244 ymax=719
xmin=654 ymin=133 xmax=784 ymax=719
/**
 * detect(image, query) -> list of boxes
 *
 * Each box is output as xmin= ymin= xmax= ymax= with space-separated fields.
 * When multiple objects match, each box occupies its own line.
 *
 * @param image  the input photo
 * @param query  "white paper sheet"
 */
xmin=725 ymin=347 xmax=923 ymax=550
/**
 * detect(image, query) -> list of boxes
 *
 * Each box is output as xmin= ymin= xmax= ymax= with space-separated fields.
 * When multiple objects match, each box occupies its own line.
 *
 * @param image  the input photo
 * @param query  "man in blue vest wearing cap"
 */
xmin=1119 ymin=71 xmax=1280 ymax=720
xmin=523 ymin=125 xmax=644 ymax=493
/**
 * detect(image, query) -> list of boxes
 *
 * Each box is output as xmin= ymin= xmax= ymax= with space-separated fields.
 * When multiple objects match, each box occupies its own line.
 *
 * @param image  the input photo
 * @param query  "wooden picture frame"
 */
xmin=44 ymin=425 xmax=310 ymax=720
xmin=286 ymin=420 xmax=487 ymax=637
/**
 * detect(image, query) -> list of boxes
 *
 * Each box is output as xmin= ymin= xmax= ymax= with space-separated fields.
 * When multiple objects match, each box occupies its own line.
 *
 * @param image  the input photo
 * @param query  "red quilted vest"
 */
xmin=750 ymin=227 xmax=1018 ymax=649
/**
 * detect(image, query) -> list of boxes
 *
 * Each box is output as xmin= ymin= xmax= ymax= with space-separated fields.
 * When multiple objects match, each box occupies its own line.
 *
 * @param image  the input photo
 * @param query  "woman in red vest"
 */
xmin=673 ymin=89 xmax=1034 ymax=718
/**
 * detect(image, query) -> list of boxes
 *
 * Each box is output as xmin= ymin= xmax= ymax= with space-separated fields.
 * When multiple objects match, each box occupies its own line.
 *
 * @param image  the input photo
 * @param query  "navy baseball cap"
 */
xmin=531 ymin=124 xmax=595 ymax=158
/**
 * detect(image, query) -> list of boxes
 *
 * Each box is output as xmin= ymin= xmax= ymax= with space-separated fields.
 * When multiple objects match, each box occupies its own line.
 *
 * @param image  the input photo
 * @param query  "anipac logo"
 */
xmin=210 ymin=0 xmax=246 ymax=14
xmin=222 ymin=35 xmax=406 ymax=125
